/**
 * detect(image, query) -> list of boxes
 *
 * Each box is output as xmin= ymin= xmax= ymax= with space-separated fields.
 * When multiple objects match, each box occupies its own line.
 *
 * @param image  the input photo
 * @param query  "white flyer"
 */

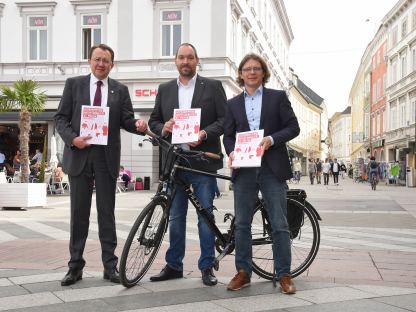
xmin=172 ymin=108 xmax=201 ymax=144
xmin=80 ymin=105 xmax=109 ymax=145
xmin=232 ymin=129 xmax=264 ymax=167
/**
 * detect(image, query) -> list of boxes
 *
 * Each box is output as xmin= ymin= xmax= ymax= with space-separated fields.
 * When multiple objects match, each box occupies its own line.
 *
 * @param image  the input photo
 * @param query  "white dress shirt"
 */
xmin=90 ymin=74 xmax=109 ymax=107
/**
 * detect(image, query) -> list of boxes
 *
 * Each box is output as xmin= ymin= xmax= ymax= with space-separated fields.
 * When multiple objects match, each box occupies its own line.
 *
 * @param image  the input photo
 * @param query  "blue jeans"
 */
xmin=233 ymin=167 xmax=291 ymax=278
xmin=165 ymin=170 xmax=216 ymax=271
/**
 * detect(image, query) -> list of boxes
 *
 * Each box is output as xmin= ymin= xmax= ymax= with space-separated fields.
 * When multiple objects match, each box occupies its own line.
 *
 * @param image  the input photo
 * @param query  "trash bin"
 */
xmin=144 ymin=176 xmax=150 ymax=190
xmin=406 ymin=167 xmax=415 ymax=187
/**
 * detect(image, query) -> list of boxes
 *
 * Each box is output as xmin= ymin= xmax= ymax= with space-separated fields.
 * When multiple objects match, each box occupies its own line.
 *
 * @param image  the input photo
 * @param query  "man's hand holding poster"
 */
xmin=172 ymin=108 xmax=201 ymax=144
xmin=232 ymin=129 xmax=264 ymax=167
xmin=80 ymin=105 xmax=109 ymax=145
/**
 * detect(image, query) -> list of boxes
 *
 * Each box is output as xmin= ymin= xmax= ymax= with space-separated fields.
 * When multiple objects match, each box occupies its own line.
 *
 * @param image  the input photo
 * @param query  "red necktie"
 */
xmin=93 ymin=80 xmax=102 ymax=106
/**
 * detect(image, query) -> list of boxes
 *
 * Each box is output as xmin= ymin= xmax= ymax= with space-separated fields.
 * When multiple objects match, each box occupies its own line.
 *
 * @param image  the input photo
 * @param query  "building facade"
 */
xmin=0 ymin=0 xmax=294 ymax=185
xmin=328 ymin=106 xmax=352 ymax=163
xmin=288 ymin=70 xmax=324 ymax=174
xmin=370 ymin=35 xmax=387 ymax=162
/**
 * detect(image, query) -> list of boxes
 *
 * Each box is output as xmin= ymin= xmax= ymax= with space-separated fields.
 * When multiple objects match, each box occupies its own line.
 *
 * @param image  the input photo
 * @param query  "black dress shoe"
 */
xmin=150 ymin=265 xmax=183 ymax=282
xmin=61 ymin=268 xmax=82 ymax=286
xmin=202 ymin=268 xmax=217 ymax=286
xmin=103 ymin=268 xmax=120 ymax=283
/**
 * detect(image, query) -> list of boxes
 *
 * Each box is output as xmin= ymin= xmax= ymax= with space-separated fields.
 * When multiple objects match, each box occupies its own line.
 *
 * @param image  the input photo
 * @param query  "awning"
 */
xmin=0 ymin=111 xmax=56 ymax=122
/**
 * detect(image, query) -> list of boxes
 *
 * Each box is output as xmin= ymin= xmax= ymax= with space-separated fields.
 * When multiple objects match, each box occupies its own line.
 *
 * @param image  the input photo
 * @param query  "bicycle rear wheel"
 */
xmin=251 ymin=199 xmax=320 ymax=280
xmin=119 ymin=197 xmax=168 ymax=287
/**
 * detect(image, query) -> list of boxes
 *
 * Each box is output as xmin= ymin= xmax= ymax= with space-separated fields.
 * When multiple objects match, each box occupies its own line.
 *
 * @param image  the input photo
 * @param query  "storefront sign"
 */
xmin=135 ymin=89 xmax=157 ymax=97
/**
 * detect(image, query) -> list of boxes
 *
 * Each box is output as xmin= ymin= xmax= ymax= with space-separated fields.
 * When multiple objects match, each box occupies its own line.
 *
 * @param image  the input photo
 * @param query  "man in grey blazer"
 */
xmin=148 ymin=43 xmax=226 ymax=286
xmin=55 ymin=44 xmax=147 ymax=286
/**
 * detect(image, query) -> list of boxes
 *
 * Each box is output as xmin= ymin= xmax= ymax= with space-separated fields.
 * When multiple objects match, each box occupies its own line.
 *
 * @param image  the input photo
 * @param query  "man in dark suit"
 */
xmin=223 ymin=53 xmax=300 ymax=294
xmin=148 ymin=43 xmax=226 ymax=286
xmin=55 ymin=44 xmax=147 ymax=286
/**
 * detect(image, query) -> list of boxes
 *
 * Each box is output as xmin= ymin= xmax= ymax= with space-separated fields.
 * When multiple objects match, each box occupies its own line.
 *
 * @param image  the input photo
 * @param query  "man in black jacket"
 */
xmin=148 ymin=43 xmax=226 ymax=286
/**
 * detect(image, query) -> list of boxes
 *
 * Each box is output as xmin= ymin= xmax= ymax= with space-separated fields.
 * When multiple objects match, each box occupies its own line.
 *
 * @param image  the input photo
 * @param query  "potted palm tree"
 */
xmin=0 ymin=79 xmax=48 ymax=209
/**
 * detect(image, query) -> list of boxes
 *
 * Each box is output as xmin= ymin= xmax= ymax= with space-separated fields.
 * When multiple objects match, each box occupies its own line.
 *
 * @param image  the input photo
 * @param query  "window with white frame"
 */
xmin=28 ymin=16 xmax=48 ymax=60
xmin=241 ymin=28 xmax=247 ymax=57
xmin=16 ymin=2 xmax=56 ymax=62
xmin=364 ymin=112 xmax=369 ymax=138
xmin=402 ymin=17 xmax=408 ymax=38
xmin=413 ymin=8 xmax=416 ymax=30
xmin=401 ymin=53 xmax=407 ymax=78
xmin=410 ymin=95 xmax=416 ymax=124
xmin=231 ymin=16 xmax=237 ymax=62
xmin=390 ymin=102 xmax=397 ymax=130
xmin=377 ymin=79 xmax=381 ymax=99
xmin=391 ymin=26 xmax=398 ymax=47
xmin=372 ymin=82 xmax=377 ymax=103
xmin=372 ymin=115 xmax=376 ymax=137
xmin=399 ymin=96 xmax=406 ymax=127
xmin=383 ymin=73 xmax=386 ymax=95
xmin=377 ymin=112 xmax=381 ymax=135
xmin=412 ymin=47 xmax=416 ymax=72
xmin=81 ymin=14 xmax=102 ymax=60
xmin=392 ymin=58 xmax=398 ymax=83
xmin=383 ymin=109 xmax=387 ymax=133
xmin=161 ymin=10 xmax=182 ymax=57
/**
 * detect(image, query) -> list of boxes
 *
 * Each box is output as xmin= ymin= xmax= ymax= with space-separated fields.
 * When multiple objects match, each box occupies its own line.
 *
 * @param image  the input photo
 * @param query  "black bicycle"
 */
xmin=119 ymin=131 xmax=322 ymax=288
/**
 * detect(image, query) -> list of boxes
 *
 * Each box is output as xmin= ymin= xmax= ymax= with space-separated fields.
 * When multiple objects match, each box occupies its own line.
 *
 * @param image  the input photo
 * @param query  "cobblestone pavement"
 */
xmin=0 ymin=177 xmax=415 ymax=311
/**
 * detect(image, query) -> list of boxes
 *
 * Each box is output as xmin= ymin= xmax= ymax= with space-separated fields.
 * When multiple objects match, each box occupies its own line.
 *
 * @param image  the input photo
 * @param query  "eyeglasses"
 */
xmin=241 ymin=67 xmax=263 ymax=73
xmin=93 ymin=57 xmax=112 ymax=65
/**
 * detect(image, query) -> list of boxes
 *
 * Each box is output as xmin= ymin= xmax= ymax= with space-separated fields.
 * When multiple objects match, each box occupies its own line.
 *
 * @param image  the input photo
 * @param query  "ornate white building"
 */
xmin=0 ymin=0 xmax=294 ymax=184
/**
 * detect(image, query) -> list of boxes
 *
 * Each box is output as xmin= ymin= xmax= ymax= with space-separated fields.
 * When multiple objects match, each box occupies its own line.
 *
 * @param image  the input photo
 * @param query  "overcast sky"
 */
xmin=284 ymin=0 xmax=398 ymax=117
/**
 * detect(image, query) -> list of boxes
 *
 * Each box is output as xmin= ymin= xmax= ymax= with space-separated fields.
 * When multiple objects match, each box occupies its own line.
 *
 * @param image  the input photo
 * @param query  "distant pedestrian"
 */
xmin=322 ymin=158 xmax=331 ymax=185
xmin=315 ymin=158 xmax=322 ymax=184
xmin=308 ymin=159 xmax=316 ymax=185
xmin=340 ymin=162 xmax=347 ymax=179
xmin=214 ymin=181 xmax=222 ymax=198
xmin=331 ymin=158 xmax=340 ymax=185
xmin=293 ymin=159 xmax=301 ymax=183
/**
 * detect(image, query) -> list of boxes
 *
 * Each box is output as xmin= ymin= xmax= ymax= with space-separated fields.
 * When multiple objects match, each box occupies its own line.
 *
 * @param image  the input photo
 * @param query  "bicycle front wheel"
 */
xmin=251 ymin=199 xmax=320 ymax=280
xmin=119 ymin=197 xmax=168 ymax=287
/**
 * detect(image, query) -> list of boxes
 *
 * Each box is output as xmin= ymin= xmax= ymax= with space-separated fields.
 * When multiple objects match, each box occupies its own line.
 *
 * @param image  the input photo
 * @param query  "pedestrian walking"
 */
xmin=331 ymin=158 xmax=340 ymax=185
xmin=308 ymin=158 xmax=316 ymax=185
xmin=315 ymin=158 xmax=322 ymax=184
xmin=322 ymin=158 xmax=331 ymax=185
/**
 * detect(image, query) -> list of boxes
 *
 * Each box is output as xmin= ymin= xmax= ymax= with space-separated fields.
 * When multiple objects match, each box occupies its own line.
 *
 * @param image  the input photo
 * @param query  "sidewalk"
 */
xmin=0 ymin=178 xmax=415 ymax=311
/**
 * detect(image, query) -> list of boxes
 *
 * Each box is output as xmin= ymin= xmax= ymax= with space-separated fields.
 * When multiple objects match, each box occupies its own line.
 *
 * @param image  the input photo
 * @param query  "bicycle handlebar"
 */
xmin=144 ymin=130 xmax=222 ymax=161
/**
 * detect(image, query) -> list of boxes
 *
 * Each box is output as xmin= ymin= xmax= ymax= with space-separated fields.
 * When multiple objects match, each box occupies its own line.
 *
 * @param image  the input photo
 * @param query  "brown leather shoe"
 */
xmin=227 ymin=270 xmax=250 ymax=291
xmin=279 ymin=275 xmax=296 ymax=294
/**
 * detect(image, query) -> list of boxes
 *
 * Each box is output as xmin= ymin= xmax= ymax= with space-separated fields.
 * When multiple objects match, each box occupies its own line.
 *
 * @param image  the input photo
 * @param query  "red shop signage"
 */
xmin=135 ymin=89 xmax=158 ymax=97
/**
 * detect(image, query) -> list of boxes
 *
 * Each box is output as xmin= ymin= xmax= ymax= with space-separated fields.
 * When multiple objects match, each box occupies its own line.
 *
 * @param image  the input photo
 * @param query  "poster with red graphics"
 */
xmin=80 ymin=105 xmax=110 ymax=145
xmin=232 ymin=129 xmax=264 ymax=167
xmin=172 ymin=108 xmax=201 ymax=144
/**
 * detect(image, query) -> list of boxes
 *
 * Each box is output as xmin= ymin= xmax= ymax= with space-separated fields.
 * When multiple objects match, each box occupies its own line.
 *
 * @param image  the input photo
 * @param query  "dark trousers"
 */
xmin=68 ymin=146 xmax=117 ymax=271
xmin=333 ymin=172 xmax=339 ymax=184
xmin=323 ymin=173 xmax=329 ymax=185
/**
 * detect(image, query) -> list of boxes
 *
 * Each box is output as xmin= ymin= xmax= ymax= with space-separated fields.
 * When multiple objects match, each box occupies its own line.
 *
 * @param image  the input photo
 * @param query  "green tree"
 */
xmin=0 ymin=79 xmax=47 ymax=183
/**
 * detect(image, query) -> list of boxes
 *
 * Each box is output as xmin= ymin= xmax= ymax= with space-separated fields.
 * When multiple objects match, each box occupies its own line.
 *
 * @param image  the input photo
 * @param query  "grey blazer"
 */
xmin=55 ymin=74 xmax=139 ymax=178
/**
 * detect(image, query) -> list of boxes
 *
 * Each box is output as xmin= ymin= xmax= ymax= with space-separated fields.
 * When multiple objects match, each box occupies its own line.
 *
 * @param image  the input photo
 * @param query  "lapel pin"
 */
xmin=111 ymin=90 xmax=114 ymax=94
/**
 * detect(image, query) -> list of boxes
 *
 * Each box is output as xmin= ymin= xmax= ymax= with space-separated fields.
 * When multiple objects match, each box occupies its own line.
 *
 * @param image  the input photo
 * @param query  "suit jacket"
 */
xmin=149 ymin=75 xmax=226 ymax=173
xmin=55 ymin=74 xmax=139 ymax=178
xmin=223 ymin=87 xmax=300 ymax=181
